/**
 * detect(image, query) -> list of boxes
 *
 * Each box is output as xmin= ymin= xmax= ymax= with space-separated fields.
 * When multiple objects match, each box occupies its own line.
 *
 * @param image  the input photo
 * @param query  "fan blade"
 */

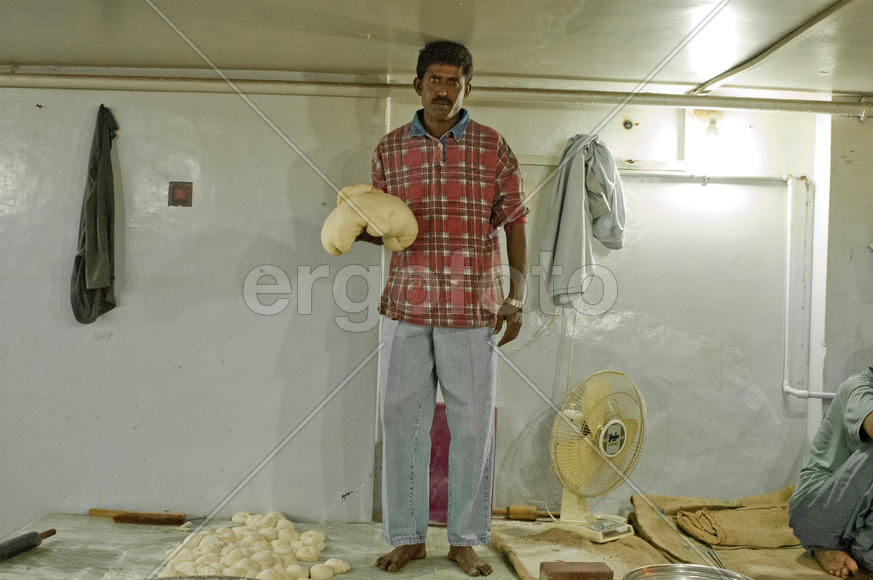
xmin=581 ymin=377 xmax=611 ymax=431
xmin=555 ymin=440 xmax=600 ymax=490
xmin=554 ymin=410 xmax=584 ymax=439
xmin=610 ymin=418 xmax=639 ymax=468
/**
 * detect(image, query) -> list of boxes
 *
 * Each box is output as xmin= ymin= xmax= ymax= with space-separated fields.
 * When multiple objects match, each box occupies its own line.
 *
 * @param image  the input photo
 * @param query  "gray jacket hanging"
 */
xmin=71 ymin=104 xmax=119 ymax=324
xmin=537 ymin=134 xmax=626 ymax=307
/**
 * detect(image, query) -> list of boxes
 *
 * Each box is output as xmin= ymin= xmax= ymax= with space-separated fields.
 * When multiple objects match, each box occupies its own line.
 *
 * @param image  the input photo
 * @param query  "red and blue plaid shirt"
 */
xmin=373 ymin=109 xmax=526 ymax=327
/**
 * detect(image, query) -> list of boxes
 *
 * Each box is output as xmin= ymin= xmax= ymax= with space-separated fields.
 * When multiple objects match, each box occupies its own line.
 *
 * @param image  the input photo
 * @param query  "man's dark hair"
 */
xmin=416 ymin=41 xmax=473 ymax=84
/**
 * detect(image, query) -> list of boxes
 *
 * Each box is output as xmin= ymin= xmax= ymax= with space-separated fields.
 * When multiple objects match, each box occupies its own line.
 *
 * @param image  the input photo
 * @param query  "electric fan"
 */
xmin=550 ymin=370 xmax=646 ymax=542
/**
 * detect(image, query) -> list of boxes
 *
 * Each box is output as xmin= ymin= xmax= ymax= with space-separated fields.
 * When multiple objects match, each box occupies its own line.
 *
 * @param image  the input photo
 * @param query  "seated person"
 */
xmin=789 ymin=367 xmax=873 ymax=578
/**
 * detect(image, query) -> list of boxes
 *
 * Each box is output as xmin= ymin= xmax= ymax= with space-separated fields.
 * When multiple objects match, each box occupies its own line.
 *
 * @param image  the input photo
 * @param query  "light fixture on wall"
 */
xmin=694 ymin=109 xmax=723 ymax=136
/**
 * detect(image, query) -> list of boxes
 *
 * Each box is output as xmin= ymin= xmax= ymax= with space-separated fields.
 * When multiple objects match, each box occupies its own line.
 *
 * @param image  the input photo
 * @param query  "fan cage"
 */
xmin=550 ymin=371 xmax=646 ymax=498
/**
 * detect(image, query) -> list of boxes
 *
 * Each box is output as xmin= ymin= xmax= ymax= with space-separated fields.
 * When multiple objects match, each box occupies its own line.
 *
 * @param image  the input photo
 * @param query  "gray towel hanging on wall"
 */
xmin=71 ymin=104 xmax=119 ymax=324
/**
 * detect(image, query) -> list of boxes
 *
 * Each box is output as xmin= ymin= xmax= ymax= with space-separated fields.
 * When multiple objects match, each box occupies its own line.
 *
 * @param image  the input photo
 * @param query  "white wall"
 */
xmin=390 ymin=95 xmax=817 ymax=514
xmin=0 ymin=88 xmax=386 ymax=536
xmin=0 ymin=82 xmax=836 ymax=536
xmin=824 ymin=116 xmax=873 ymax=390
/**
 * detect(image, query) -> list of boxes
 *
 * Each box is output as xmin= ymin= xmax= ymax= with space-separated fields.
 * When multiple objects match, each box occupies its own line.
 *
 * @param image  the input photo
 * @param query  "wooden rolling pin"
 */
xmin=0 ymin=529 xmax=56 ymax=560
xmin=89 ymin=508 xmax=187 ymax=526
xmin=492 ymin=505 xmax=558 ymax=521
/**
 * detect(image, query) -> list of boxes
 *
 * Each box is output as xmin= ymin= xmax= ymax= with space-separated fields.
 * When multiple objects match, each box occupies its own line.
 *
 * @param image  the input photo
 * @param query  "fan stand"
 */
xmin=559 ymin=487 xmax=634 ymax=543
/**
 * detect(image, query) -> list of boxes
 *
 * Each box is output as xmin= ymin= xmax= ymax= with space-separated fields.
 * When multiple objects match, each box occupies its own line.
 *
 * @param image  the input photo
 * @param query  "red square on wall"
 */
xmin=168 ymin=181 xmax=193 ymax=207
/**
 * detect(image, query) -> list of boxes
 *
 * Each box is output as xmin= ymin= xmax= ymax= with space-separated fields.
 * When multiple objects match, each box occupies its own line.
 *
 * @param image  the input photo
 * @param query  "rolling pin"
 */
xmin=492 ymin=505 xmax=558 ymax=521
xmin=89 ymin=508 xmax=187 ymax=526
xmin=0 ymin=529 xmax=56 ymax=560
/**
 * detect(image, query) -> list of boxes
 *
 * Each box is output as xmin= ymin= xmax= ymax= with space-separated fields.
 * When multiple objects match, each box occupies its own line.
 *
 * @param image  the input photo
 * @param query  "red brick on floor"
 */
xmin=539 ymin=561 xmax=614 ymax=580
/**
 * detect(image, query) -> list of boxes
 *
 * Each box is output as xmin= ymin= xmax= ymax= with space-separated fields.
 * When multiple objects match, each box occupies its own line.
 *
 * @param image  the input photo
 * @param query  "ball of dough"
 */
xmin=256 ymin=570 xmax=289 ymax=580
xmin=286 ymin=564 xmax=309 ymax=579
xmin=200 ymin=534 xmax=223 ymax=550
xmin=246 ymin=514 xmax=266 ymax=529
xmin=320 ymin=184 xmax=419 ymax=255
xmin=264 ymin=510 xmax=284 ymax=521
xmin=309 ymin=564 xmax=334 ymax=580
xmin=301 ymin=539 xmax=325 ymax=553
xmin=300 ymin=531 xmax=325 ymax=543
xmin=251 ymin=550 xmax=278 ymax=567
xmin=195 ymin=553 xmax=220 ymax=567
xmin=232 ymin=512 xmax=251 ymax=524
xmin=259 ymin=527 xmax=279 ymax=541
xmin=182 ymin=532 xmax=199 ymax=547
xmin=221 ymin=547 xmax=248 ymax=567
xmin=276 ymin=519 xmax=295 ymax=531
xmin=250 ymin=540 xmax=271 ymax=553
xmin=282 ymin=554 xmax=299 ymax=568
xmin=198 ymin=543 xmax=220 ymax=555
xmin=278 ymin=529 xmax=299 ymax=543
xmin=225 ymin=564 xmax=252 ymax=577
xmin=240 ymin=534 xmax=259 ymax=548
xmin=272 ymin=545 xmax=294 ymax=558
xmin=173 ymin=560 xmax=196 ymax=576
xmin=216 ymin=526 xmax=234 ymax=538
xmin=173 ymin=547 xmax=195 ymax=562
xmin=232 ymin=525 xmax=250 ymax=538
xmin=324 ymin=559 xmax=351 ymax=574
xmin=198 ymin=564 xmax=222 ymax=575
xmin=221 ymin=542 xmax=240 ymax=556
xmin=295 ymin=545 xmax=320 ymax=562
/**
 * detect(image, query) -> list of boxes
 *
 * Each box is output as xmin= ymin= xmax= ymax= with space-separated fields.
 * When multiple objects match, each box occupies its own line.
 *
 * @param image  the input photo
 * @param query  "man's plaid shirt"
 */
xmin=372 ymin=109 xmax=526 ymax=328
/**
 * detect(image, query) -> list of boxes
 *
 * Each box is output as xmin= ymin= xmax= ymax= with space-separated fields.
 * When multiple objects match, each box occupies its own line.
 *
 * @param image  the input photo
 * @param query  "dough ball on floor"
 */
xmin=286 ymin=564 xmax=309 ymax=579
xmin=295 ymin=545 xmax=320 ymax=561
xmin=309 ymin=563 xmax=334 ymax=580
xmin=324 ymin=558 xmax=351 ymax=574
xmin=257 ymin=570 xmax=292 ymax=580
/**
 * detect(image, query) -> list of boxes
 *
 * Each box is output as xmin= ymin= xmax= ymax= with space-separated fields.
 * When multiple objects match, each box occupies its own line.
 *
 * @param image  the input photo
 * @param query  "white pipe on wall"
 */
xmin=781 ymin=177 xmax=835 ymax=401
xmin=522 ymin=163 xmax=825 ymax=403
xmin=1 ymin=71 xmax=870 ymax=118
xmin=803 ymin=114 xmax=835 ymax=436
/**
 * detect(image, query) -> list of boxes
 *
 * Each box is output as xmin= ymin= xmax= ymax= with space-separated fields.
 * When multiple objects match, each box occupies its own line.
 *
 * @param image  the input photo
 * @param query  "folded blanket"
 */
xmin=676 ymin=505 xmax=800 ymax=548
xmin=629 ymin=487 xmax=851 ymax=580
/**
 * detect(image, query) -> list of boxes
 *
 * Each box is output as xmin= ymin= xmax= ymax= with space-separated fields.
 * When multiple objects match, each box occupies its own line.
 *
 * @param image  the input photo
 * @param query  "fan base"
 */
xmin=559 ymin=513 xmax=634 ymax=543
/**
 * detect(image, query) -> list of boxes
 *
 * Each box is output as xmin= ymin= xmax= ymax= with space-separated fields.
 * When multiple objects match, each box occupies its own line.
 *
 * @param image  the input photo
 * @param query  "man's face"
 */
xmin=413 ymin=63 xmax=471 ymax=123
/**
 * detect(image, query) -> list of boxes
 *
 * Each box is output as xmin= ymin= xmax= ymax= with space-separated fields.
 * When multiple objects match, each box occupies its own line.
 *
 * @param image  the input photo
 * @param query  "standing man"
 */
xmin=364 ymin=41 xmax=526 ymax=575
xmin=789 ymin=367 xmax=873 ymax=578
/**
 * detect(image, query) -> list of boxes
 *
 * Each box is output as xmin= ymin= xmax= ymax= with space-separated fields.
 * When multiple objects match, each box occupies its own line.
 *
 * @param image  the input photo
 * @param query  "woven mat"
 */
xmin=631 ymin=487 xmax=873 ymax=580
xmin=491 ymin=523 xmax=668 ymax=580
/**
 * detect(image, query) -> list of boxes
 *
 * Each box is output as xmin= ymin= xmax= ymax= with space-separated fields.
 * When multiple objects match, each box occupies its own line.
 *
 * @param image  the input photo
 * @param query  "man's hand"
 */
xmin=355 ymin=231 xmax=383 ymax=245
xmin=495 ymin=222 xmax=525 ymax=347
xmin=494 ymin=306 xmax=523 ymax=347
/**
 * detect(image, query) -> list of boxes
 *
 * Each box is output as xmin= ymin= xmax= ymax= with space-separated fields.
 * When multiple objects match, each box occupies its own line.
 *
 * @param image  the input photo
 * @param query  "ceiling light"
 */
xmin=694 ymin=109 xmax=723 ymax=137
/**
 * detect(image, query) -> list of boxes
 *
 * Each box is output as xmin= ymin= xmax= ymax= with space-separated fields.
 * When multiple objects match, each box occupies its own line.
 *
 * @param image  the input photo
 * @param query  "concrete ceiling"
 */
xmin=2 ymin=0 xmax=872 ymax=96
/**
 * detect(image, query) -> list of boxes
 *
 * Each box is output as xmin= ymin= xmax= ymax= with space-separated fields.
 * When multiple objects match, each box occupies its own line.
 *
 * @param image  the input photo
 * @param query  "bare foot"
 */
xmin=376 ymin=543 xmax=426 ymax=572
xmin=813 ymin=549 xmax=859 ymax=578
xmin=448 ymin=546 xmax=493 ymax=576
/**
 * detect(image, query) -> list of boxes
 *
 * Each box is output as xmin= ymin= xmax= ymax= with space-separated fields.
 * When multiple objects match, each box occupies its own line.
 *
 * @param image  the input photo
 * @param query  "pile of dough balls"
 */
xmin=157 ymin=510 xmax=351 ymax=579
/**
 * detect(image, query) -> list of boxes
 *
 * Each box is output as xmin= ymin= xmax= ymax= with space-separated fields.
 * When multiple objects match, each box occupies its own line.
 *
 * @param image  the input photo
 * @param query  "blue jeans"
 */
xmin=789 ymin=445 xmax=873 ymax=569
xmin=379 ymin=318 xmax=497 ymax=547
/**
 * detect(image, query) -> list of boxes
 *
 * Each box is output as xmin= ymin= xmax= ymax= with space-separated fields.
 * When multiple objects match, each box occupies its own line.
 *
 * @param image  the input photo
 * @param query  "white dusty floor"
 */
xmin=0 ymin=515 xmax=518 ymax=580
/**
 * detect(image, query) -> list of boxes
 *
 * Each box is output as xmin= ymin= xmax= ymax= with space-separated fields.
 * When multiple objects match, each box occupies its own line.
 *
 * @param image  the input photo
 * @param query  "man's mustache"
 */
xmin=432 ymin=98 xmax=453 ymax=105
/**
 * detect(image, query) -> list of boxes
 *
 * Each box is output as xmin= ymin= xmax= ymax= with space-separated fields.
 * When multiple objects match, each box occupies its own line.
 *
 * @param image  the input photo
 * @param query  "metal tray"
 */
xmin=624 ymin=563 xmax=753 ymax=580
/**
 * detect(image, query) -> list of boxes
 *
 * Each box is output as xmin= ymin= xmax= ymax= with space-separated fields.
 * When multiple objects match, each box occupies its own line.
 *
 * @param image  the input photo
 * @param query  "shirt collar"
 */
xmin=410 ymin=108 xmax=470 ymax=141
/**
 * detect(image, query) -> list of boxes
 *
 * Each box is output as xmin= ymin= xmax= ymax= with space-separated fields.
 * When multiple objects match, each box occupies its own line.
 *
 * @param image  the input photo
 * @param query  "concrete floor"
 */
xmin=0 ymin=515 xmax=518 ymax=580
